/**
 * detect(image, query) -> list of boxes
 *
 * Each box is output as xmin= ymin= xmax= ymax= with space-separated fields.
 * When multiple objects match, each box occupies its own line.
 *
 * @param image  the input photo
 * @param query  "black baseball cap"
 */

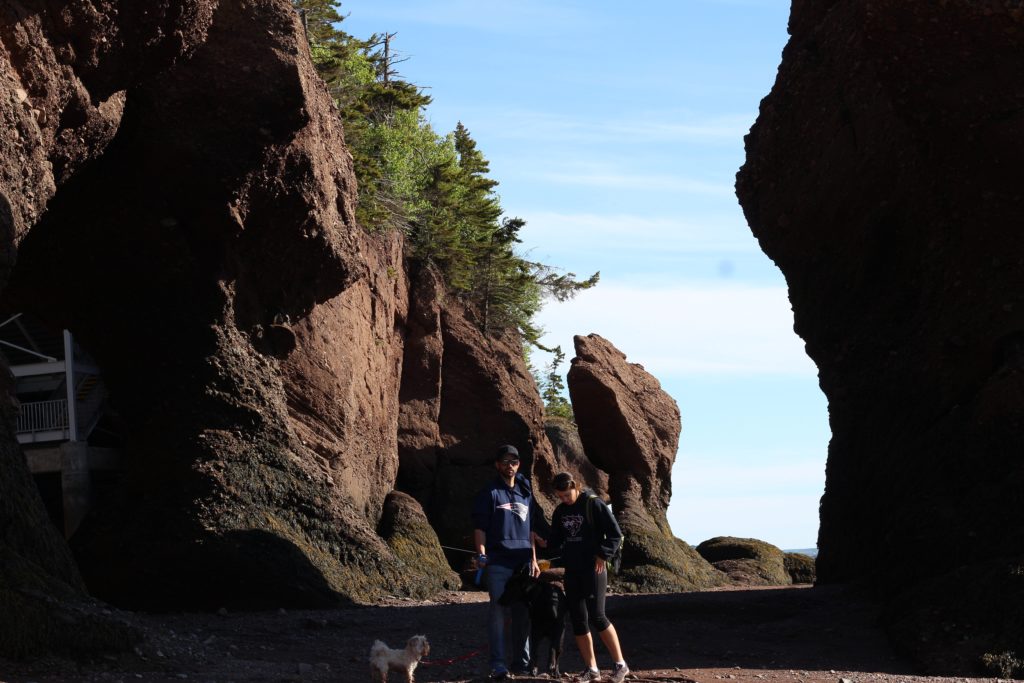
xmin=495 ymin=444 xmax=519 ymax=461
xmin=552 ymin=472 xmax=574 ymax=490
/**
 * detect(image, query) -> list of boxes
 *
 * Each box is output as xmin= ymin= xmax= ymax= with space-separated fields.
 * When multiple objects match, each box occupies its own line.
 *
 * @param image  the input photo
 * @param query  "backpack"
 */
xmin=583 ymin=492 xmax=625 ymax=574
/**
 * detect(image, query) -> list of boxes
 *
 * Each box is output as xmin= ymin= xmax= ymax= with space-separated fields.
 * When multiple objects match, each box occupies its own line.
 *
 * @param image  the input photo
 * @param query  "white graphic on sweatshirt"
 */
xmin=562 ymin=514 xmax=584 ymax=537
xmin=497 ymin=501 xmax=529 ymax=521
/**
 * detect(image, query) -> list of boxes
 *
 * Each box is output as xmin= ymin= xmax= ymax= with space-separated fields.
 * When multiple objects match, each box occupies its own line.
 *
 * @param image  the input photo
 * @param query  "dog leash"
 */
xmin=417 ymin=651 xmax=481 ymax=663
xmin=439 ymin=545 xmax=477 ymax=554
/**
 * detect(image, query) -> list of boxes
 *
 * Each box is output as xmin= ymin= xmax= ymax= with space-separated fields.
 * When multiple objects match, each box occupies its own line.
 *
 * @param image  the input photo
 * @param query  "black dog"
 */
xmin=499 ymin=568 xmax=567 ymax=677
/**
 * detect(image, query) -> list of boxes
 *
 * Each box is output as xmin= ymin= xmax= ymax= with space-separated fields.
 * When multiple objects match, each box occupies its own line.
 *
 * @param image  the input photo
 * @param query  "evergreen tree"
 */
xmin=540 ymin=347 xmax=574 ymax=421
xmin=291 ymin=1 xmax=599 ymax=350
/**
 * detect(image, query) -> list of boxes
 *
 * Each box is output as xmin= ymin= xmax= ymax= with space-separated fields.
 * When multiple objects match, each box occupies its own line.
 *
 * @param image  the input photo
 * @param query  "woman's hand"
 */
xmin=530 ymin=560 xmax=541 ymax=578
xmin=595 ymin=556 xmax=606 ymax=574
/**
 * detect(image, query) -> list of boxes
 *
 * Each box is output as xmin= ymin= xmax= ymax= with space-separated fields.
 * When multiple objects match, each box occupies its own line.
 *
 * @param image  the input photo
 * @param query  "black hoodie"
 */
xmin=548 ymin=490 xmax=623 ymax=573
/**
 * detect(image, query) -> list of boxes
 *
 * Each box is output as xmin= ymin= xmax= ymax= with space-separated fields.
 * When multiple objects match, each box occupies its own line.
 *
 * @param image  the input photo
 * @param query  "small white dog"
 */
xmin=369 ymin=635 xmax=431 ymax=683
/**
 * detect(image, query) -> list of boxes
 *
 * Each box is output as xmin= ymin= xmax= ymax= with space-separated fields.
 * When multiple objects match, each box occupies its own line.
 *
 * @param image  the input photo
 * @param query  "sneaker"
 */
xmin=577 ymin=668 xmax=600 ymax=681
xmin=491 ymin=670 xmax=509 ymax=681
xmin=610 ymin=663 xmax=630 ymax=683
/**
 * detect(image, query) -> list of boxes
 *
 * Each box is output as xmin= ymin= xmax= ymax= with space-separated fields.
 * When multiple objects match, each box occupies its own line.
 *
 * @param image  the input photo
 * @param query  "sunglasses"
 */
xmin=498 ymin=458 xmax=520 ymax=466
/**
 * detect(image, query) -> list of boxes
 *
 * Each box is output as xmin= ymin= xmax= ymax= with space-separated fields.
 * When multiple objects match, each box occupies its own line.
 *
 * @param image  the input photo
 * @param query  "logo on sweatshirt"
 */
xmin=562 ymin=514 xmax=584 ymax=537
xmin=497 ymin=502 xmax=529 ymax=521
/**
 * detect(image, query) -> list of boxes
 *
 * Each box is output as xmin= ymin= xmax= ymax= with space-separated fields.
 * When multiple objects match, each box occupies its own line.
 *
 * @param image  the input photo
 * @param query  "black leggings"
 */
xmin=565 ymin=569 xmax=611 ymax=636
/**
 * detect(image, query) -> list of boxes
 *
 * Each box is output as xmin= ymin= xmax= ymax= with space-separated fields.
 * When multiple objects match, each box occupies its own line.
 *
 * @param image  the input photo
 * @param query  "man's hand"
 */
xmin=531 ymin=531 xmax=548 ymax=548
xmin=595 ymin=556 xmax=606 ymax=574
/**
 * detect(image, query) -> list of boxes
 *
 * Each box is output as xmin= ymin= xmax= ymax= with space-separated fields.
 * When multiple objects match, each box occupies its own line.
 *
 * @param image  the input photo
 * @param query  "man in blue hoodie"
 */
xmin=472 ymin=444 xmax=544 ymax=680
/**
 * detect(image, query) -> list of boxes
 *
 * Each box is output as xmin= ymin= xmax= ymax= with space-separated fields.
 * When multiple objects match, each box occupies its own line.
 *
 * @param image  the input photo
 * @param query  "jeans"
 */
xmin=485 ymin=563 xmax=530 ymax=673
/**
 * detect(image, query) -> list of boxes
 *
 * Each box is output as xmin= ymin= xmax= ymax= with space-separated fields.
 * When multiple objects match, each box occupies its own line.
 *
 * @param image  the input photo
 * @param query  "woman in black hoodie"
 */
xmin=548 ymin=472 xmax=630 ymax=683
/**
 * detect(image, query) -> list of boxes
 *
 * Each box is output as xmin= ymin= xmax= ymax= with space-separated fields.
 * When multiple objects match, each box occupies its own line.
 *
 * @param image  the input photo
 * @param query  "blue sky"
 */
xmin=338 ymin=0 xmax=827 ymax=550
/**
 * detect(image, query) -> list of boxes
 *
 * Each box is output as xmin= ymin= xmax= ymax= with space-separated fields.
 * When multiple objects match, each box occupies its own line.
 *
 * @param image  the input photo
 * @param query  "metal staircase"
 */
xmin=1 ymin=311 xmax=107 ymax=444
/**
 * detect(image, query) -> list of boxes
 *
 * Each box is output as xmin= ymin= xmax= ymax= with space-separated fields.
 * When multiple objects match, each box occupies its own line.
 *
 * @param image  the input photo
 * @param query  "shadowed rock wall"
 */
xmin=1 ymin=0 xmax=215 ymax=655
xmin=1 ymin=0 xmax=452 ymax=612
xmin=737 ymin=1 xmax=1024 ymax=673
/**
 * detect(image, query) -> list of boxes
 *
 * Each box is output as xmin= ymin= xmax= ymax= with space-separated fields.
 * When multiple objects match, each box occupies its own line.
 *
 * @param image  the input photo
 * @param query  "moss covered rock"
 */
xmin=696 ymin=537 xmax=791 ymax=586
xmin=784 ymin=552 xmax=816 ymax=585
xmin=378 ymin=491 xmax=460 ymax=597
xmin=613 ymin=520 xmax=724 ymax=593
xmin=0 ymin=386 xmax=140 ymax=659
xmin=0 ymin=544 xmax=140 ymax=660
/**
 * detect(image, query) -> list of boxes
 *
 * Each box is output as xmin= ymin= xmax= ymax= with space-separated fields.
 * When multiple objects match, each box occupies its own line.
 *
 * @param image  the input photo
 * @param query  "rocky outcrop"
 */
xmin=1 ymin=0 xmax=444 ymax=612
xmin=378 ymin=491 xmax=461 ymax=596
xmin=397 ymin=275 xmax=564 ymax=555
xmin=1 ymin=0 xmax=214 ymax=657
xmin=783 ymin=552 xmax=816 ymax=585
xmin=736 ymin=0 xmax=1024 ymax=673
xmin=0 ymin=1 xmax=215 ymax=283
xmin=543 ymin=415 xmax=608 ymax=495
xmin=696 ymin=536 xmax=791 ymax=587
xmin=567 ymin=334 xmax=722 ymax=592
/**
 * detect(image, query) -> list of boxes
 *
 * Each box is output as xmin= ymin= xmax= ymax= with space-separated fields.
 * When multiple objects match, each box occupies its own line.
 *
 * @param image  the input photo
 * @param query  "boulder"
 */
xmin=696 ymin=536 xmax=791 ymax=586
xmin=377 ymin=491 xmax=461 ymax=596
xmin=567 ymin=334 xmax=722 ymax=592
xmin=783 ymin=552 xmax=816 ymax=585
xmin=736 ymin=0 xmax=1024 ymax=672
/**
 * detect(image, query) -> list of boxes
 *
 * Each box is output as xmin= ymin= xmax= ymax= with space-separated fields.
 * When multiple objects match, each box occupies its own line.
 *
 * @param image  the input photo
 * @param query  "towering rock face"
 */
xmin=2 ymin=0 xmax=455 ymax=612
xmin=1 ymin=0 xmax=215 ymax=656
xmin=397 ymin=267 xmax=566 ymax=554
xmin=567 ymin=334 xmax=722 ymax=592
xmin=737 ymin=1 xmax=1024 ymax=673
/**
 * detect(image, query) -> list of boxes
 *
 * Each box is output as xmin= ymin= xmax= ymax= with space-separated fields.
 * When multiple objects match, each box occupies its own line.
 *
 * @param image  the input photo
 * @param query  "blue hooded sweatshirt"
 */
xmin=472 ymin=473 xmax=546 ymax=568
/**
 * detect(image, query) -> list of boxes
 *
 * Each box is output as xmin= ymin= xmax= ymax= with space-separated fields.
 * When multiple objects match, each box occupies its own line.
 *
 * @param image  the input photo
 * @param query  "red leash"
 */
xmin=419 ymin=651 xmax=483 ymax=663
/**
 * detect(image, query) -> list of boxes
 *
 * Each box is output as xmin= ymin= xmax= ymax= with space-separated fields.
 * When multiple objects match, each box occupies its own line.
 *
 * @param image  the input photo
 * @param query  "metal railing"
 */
xmin=16 ymin=399 xmax=69 ymax=434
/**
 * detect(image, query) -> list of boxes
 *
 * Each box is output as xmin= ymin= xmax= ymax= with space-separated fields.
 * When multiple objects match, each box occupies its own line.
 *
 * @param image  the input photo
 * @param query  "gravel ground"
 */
xmin=0 ymin=585 xmax=1005 ymax=683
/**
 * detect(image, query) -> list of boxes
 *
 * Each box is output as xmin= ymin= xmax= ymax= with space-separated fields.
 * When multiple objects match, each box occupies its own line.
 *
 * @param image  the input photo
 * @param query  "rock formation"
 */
xmin=696 ymin=536 xmax=792 ymax=587
xmin=0 ymin=0 xmax=215 ymax=656
xmin=736 ymin=0 xmax=1024 ymax=673
xmin=0 ymin=0 xmax=447 ymax=614
xmin=397 ymin=267 xmax=565 ymax=555
xmin=783 ymin=552 xmax=816 ymax=585
xmin=543 ymin=415 xmax=608 ymax=496
xmin=567 ymin=334 xmax=722 ymax=592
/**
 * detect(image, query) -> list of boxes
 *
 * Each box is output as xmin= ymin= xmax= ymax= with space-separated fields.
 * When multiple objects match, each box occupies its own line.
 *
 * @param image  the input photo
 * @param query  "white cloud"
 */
xmin=539 ymin=170 xmax=733 ymax=197
xmin=342 ymin=0 xmax=595 ymax=35
xmin=668 ymin=454 xmax=823 ymax=547
xmin=521 ymin=211 xmax=757 ymax=255
xmin=535 ymin=280 xmax=816 ymax=377
xmin=668 ymin=492 xmax=822 ymax=549
xmin=441 ymin=108 xmax=754 ymax=146
xmin=675 ymin=455 xmax=824 ymax=496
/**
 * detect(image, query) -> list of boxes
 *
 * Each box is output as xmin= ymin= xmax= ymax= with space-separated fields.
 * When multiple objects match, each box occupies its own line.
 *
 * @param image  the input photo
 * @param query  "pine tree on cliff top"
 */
xmin=292 ymin=0 xmax=598 ymax=347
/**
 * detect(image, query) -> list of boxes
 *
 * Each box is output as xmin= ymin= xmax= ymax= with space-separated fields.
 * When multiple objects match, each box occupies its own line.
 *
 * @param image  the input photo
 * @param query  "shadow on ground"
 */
xmin=0 ymin=585 xmax=918 ymax=682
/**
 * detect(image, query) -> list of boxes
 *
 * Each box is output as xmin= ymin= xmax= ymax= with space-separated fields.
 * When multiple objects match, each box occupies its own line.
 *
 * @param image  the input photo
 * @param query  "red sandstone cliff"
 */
xmin=1 ymin=0 xmax=460 ymax=616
